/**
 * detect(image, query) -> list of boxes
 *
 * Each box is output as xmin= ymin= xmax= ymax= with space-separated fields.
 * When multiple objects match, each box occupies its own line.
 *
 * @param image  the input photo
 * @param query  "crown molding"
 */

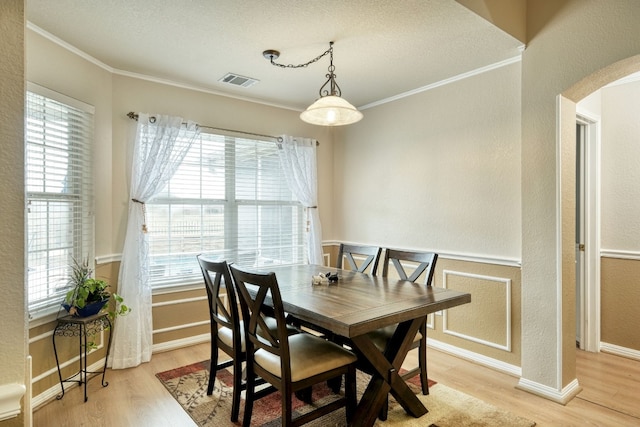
xmin=26 ymin=21 xmax=299 ymax=112
xmin=359 ymin=54 xmax=523 ymax=110
xmin=27 ymin=21 xmax=523 ymax=114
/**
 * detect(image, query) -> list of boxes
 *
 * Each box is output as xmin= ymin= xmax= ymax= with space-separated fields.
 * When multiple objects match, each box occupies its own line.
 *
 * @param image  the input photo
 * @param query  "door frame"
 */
xmin=576 ymin=109 xmax=601 ymax=353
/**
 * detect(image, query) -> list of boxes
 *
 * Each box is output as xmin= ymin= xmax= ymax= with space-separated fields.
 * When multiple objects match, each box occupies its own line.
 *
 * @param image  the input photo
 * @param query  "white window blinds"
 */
xmin=146 ymin=132 xmax=307 ymax=287
xmin=25 ymin=84 xmax=95 ymax=316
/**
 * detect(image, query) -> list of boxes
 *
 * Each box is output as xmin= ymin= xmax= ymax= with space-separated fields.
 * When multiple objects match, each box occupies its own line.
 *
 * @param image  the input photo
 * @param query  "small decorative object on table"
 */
xmin=311 ymin=272 xmax=339 ymax=285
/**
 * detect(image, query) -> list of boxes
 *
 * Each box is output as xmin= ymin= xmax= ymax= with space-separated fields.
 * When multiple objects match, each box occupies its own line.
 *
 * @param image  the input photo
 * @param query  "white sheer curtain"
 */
xmin=277 ymin=135 xmax=323 ymax=265
xmin=110 ymin=114 xmax=199 ymax=369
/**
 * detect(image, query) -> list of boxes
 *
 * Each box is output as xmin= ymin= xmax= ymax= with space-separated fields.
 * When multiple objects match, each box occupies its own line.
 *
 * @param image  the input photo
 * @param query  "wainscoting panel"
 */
xmin=600 ymin=256 xmax=640 ymax=352
xmin=323 ymin=252 xmax=330 ymax=267
xmin=442 ymin=269 xmax=512 ymax=351
xmin=152 ymin=288 xmax=210 ymax=346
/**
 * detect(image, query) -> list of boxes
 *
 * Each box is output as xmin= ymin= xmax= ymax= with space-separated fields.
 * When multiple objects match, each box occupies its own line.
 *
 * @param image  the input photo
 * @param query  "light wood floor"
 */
xmin=32 ymin=343 xmax=640 ymax=426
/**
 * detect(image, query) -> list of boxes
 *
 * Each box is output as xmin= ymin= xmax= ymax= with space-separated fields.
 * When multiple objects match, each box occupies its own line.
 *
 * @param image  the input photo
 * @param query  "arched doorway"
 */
xmin=519 ymin=53 xmax=640 ymax=405
xmin=559 ymin=54 xmax=640 ymax=376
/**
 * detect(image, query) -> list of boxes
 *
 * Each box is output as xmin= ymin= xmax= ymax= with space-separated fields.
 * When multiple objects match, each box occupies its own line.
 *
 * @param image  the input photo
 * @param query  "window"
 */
xmin=146 ymin=132 xmax=307 ymax=287
xmin=25 ymin=83 xmax=95 ymax=316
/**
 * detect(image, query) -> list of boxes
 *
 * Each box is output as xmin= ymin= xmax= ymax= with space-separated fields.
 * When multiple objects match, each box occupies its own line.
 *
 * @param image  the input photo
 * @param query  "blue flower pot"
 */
xmin=62 ymin=298 xmax=109 ymax=317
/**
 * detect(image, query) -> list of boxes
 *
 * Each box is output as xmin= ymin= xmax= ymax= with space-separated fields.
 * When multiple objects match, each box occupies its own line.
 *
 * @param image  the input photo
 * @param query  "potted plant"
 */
xmin=62 ymin=257 xmax=131 ymax=320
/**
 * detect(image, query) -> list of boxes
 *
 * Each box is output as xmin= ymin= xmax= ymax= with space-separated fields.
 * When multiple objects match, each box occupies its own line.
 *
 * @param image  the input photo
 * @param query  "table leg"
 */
xmin=349 ymin=317 xmax=427 ymax=427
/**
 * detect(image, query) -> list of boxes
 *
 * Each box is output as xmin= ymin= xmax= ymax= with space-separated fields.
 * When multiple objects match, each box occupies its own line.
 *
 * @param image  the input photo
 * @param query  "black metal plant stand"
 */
xmin=52 ymin=312 xmax=112 ymax=402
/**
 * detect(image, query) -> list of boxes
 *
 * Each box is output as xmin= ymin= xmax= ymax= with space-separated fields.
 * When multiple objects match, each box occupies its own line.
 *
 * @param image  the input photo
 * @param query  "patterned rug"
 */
xmin=156 ymin=360 xmax=536 ymax=427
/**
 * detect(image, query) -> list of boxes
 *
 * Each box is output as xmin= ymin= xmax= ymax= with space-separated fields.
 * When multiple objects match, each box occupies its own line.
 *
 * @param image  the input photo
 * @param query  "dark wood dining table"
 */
xmin=258 ymin=263 xmax=471 ymax=427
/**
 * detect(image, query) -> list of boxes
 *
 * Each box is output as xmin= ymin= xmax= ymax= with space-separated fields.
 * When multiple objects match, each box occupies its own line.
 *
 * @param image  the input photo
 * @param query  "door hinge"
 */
xmin=578 ymin=244 xmax=585 ymax=252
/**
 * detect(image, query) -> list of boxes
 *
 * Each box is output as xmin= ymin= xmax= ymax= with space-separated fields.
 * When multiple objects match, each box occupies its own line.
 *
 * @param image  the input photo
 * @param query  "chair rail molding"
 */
xmin=323 ymin=241 xmax=520 ymax=267
xmin=600 ymin=249 xmax=640 ymax=260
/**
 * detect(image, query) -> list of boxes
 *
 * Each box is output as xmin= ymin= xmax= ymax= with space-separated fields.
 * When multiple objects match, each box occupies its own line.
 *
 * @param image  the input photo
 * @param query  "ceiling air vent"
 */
xmin=219 ymin=73 xmax=259 ymax=88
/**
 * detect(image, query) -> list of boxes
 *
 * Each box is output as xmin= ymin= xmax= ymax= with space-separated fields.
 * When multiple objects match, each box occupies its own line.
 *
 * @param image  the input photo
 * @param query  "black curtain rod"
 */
xmin=127 ymin=112 xmax=320 ymax=146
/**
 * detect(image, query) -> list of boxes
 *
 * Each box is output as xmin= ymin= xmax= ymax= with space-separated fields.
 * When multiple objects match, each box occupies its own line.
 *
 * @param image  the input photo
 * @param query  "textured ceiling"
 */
xmin=26 ymin=0 xmax=523 ymax=111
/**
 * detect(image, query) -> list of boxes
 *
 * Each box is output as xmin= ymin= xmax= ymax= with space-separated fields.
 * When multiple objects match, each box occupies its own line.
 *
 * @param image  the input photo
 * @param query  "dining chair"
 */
xmin=197 ymin=255 xmax=245 ymax=422
xmin=362 ymin=248 xmax=438 ymax=420
xmin=230 ymin=265 xmax=358 ymax=427
xmin=378 ymin=249 xmax=438 ymax=393
xmin=336 ymin=243 xmax=382 ymax=275
xmin=197 ymin=256 xmax=299 ymax=422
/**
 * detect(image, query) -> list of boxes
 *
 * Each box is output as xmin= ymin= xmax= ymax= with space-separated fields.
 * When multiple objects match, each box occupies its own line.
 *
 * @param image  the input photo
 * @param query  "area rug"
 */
xmin=156 ymin=360 xmax=535 ymax=427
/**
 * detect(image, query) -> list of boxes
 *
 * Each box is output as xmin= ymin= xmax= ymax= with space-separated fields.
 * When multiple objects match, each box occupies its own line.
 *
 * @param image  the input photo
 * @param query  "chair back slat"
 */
xmin=230 ymin=266 xmax=292 ymax=377
xmin=382 ymin=249 xmax=438 ymax=285
xmin=251 ymin=286 xmax=280 ymax=349
xmin=337 ymin=244 xmax=382 ymax=275
xmin=197 ymin=256 xmax=240 ymax=332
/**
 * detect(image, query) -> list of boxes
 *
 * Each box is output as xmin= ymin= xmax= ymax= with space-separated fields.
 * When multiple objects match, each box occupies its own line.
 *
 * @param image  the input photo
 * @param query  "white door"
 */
xmin=576 ymin=122 xmax=586 ymax=348
xmin=575 ymin=112 xmax=601 ymax=353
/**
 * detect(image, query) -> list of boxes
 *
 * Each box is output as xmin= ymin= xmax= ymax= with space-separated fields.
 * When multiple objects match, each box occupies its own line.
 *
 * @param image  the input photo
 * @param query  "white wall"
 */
xmin=580 ymin=78 xmax=640 ymax=254
xmin=600 ymin=80 xmax=640 ymax=251
xmin=0 ymin=1 xmax=26 ymax=423
xmin=333 ymin=62 xmax=521 ymax=261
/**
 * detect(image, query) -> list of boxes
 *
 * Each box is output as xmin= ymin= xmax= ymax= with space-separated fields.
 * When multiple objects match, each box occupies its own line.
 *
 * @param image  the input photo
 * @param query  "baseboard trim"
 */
xmin=31 ymin=335 xmax=207 ymax=411
xmin=31 ymin=358 xmax=106 ymax=411
xmin=151 ymin=333 xmax=210 ymax=353
xmin=600 ymin=342 xmax=640 ymax=360
xmin=429 ymin=338 xmax=584 ymax=404
xmin=516 ymin=377 xmax=582 ymax=405
xmin=427 ymin=338 xmax=521 ymax=377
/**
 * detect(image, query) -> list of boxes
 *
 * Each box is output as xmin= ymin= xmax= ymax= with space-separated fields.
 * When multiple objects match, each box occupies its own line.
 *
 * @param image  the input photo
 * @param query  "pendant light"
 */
xmin=263 ymin=42 xmax=363 ymax=126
